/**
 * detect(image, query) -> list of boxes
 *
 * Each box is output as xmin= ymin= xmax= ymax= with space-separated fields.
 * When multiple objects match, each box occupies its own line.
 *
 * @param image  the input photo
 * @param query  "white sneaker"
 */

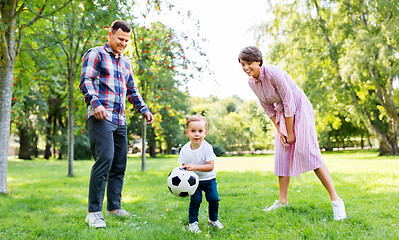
xmin=208 ymin=219 xmax=224 ymax=229
xmin=85 ymin=212 xmax=106 ymax=228
xmin=332 ymin=199 xmax=347 ymax=220
xmin=108 ymin=209 xmax=131 ymax=218
xmin=188 ymin=222 xmax=201 ymax=233
xmin=263 ymin=200 xmax=289 ymax=211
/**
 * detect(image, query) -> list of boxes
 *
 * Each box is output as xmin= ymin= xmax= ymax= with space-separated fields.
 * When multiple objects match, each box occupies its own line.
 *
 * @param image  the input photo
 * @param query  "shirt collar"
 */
xmin=103 ymin=43 xmax=121 ymax=58
xmin=251 ymin=65 xmax=265 ymax=82
xmin=258 ymin=65 xmax=265 ymax=81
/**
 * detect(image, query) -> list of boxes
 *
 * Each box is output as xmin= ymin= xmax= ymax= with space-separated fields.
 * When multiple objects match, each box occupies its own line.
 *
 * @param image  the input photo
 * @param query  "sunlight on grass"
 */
xmin=215 ymin=155 xmax=274 ymax=172
xmin=2 ymin=150 xmax=398 ymax=239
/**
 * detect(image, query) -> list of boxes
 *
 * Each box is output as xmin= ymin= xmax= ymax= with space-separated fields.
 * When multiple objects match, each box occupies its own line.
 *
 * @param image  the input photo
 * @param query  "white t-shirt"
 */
xmin=178 ymin=140 xmax=217 ymax=181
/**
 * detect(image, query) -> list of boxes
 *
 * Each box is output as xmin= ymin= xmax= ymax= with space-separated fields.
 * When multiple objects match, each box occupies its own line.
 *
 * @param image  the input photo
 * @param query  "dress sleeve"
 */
xmin=268 ymin=66 xmax=296 ymax=117
xmin=260 ymin=101 xmax=276 ymax=118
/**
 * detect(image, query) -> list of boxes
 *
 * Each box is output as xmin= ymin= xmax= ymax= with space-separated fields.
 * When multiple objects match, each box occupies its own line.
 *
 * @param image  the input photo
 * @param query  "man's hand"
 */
xmin=93 ymin=105 xmax=107 ymax=121
xmin=144 ymin=112 xmax=154 ymax=124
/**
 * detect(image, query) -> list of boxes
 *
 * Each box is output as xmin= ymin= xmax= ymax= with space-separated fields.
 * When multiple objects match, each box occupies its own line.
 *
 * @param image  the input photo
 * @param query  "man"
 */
xmin=79 ymin=20 xmax=154 ymax=228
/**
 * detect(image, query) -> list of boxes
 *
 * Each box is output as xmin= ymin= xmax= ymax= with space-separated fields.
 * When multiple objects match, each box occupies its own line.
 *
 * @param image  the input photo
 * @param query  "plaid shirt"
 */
xmin=80 ymin=43 xmax=148 ymax=125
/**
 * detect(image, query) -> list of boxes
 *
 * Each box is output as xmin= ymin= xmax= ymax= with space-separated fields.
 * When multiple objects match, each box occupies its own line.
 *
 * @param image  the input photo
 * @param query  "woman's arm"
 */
xmin=285 ymin=116 xmax=295 ymax=144
xmin=270 ymin=115 xmax=290 ymax=147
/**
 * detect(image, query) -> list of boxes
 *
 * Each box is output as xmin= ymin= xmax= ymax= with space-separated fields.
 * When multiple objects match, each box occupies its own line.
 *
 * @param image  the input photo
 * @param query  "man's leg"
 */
xmin=87 ymin=117 xmax=116 ymax=212
xmin=107 ymin=124 xmax=127 ymax=211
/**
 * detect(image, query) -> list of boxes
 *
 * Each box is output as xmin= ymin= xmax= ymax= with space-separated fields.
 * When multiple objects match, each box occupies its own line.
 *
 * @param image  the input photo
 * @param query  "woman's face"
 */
xmin=239 ymin=59 xmax=261 ymax=79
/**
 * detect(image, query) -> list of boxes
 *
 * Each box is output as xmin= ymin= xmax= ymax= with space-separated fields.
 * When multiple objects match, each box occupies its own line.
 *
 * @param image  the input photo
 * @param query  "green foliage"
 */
xmin=127 ymin=13 xmax=209 ymax=154
xmin=255 ymin=0 xmax=399 ymax=155
xmin=189 ymin=96 xmax=274 ymax=153
xmin=1 ymin=150 xmax=398 ymax=239
xmin=212 ymin=145 xmax=226 ymax=157
xmin=73 ymin=131 xmax=92 ymax=160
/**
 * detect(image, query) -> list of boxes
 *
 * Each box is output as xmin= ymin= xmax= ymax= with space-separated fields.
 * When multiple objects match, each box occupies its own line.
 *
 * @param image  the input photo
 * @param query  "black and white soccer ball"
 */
xmin=167 ymin=167 xmax=199 ymax=197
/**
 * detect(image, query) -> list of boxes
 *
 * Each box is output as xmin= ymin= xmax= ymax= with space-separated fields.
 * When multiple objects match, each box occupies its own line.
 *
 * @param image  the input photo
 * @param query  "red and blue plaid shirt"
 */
xmin=80 ymin=43 xmax=149 ymax=125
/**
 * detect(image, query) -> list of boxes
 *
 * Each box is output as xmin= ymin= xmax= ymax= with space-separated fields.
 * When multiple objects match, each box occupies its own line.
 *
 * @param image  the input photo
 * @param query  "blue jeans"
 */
xmin=87 ymin=117 xmax=127 ymax=212
xmin=189 ymin=178 xmax=220 ymax=223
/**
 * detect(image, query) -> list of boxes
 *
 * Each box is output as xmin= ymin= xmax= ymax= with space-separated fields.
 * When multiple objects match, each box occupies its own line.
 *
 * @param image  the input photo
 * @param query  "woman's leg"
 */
xmin=278 ymin=176 xmax=290 ymax=205
xmin=314 ymin=166 xmax=340 ymax=201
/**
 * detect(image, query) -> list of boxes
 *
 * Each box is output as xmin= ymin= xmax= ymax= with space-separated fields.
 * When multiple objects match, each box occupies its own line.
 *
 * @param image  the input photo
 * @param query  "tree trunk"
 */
xmin=44 ymin=113 xmax=52 ymax=159
xmin=0 ymin=0 xmax=17 ymax=194
xmin=148 ymin=127 xmax=156 ymax=158
xmin=18 ymin=126 xmax=31 ymax=160
xmin=67 ymin=73 xmax=74 ymax=177
xmin=141 ymin=117 xmax=147 ymax=172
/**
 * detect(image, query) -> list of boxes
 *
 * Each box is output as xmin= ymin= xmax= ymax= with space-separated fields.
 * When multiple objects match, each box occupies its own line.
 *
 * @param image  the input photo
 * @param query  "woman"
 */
xmin=238 ymin=46 xmax=346 ymax=220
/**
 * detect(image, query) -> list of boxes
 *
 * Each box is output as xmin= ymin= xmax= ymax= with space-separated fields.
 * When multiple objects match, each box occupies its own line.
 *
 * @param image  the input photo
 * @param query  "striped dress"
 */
xmin=248 ymin=65 xmax=325 ymax=177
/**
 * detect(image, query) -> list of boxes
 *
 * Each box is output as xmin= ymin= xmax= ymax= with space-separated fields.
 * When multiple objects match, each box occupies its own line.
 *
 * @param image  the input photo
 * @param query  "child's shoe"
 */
xmin=262 ymin=200 xmax=289 ymax=211
xmin=331 ymin=199 xmax=347 ymax=220
xmin=208 ymin=219 xmax=224 ymax=229
xmin=188 ymin=222 xmax=201 ymax=233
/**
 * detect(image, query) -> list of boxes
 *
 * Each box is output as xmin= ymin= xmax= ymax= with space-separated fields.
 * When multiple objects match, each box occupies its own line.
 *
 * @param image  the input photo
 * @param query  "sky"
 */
xmin=154 ymin=0 xmax=270 ymax=100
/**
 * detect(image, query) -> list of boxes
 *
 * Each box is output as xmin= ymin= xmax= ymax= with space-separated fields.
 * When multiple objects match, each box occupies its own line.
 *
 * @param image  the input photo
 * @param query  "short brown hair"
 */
xmin=238 ymin=46 xmax=263 ymax=66
xmin=186 ymin=115 xmax=208 ymax=129
xmin=111 ymin=20 xmax=131 ymax=33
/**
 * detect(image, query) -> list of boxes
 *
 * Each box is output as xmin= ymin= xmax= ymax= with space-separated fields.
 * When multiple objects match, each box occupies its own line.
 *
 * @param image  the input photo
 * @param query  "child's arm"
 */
xmin=182 ymin=160 xmax=214 ymax=172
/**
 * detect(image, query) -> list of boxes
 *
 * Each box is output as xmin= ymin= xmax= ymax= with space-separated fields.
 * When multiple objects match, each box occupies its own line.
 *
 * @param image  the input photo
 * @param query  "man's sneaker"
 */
xmin=332 ymin=199 xmax=347 ymax=220
xmin=108 ymin=209 xmax=131 ymax=218
xmin=188 ymin=222 xmax=201 ymax=234
xmin=85 ymin=212 xmax=106 ymax=228
xmin=208 ymin=219 xmax=224 ymax=229
xmin=262 ymin=200 xmax=289 ymax=211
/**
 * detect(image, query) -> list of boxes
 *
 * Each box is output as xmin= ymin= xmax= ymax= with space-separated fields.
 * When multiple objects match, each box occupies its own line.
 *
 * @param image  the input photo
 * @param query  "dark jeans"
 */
xmin=189 ymin=178 xmax=220 ymax=223
xmin=87 ymin=116 xmax=127 ymax=212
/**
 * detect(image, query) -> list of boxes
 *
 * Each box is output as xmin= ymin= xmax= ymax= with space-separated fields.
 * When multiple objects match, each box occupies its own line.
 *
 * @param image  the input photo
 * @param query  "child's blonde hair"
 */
xmin=186 ymin=115 xmax=208 ymax=129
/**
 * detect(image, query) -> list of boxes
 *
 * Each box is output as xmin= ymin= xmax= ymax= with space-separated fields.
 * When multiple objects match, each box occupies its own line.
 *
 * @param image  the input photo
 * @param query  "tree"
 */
xmin=255 ymin=0 xmax=399 ymax=155
xmin=127 ymin=1 xmax=210 ymax=170
xmin=0 ymin=0 xmax=71 ymax=193
xmin=45 ymin=0 xmax=124 ymax=176
xmin=189 ymin=96 xmax=273 ymax=154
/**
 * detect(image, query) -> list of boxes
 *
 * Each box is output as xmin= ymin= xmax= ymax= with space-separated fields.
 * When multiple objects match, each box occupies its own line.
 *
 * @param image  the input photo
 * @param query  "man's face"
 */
xmin=107 ymin=28 xmax=130 ymax=55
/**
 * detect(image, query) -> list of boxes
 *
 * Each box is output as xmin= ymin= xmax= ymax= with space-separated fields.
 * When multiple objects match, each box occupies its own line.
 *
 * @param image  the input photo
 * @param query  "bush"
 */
xmin=213 ymin=145 xmax=226 ymax=157
xmin=74 ymin=132 xmax=92 ymax=160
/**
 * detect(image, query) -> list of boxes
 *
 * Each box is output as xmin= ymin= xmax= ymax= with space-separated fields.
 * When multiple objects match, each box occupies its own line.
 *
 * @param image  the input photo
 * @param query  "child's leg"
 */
xmin=189 ymin=186 xmax=203 ymax=223
xmin=278 ymin=176 xmax=290 ymax=205
xmin=203 ymin=179 xmax=220 ymax=222
xmin=314 ymin=166 xmax=340 ymax=201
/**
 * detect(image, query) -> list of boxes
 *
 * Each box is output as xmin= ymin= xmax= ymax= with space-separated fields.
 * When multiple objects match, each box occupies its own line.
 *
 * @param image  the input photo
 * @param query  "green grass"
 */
xmin=1 ymin=150 xmax=398 ymax=239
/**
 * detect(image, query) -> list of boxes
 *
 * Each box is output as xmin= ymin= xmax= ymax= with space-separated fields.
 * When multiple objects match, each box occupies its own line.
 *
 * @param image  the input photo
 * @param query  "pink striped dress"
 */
xmin=248 ymin=65 xmax=325 ymax=177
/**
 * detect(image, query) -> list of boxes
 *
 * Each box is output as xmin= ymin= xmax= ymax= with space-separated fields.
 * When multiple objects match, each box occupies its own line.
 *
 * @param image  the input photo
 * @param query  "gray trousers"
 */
xmin=87 ymin=116 xmax=128 ymax=212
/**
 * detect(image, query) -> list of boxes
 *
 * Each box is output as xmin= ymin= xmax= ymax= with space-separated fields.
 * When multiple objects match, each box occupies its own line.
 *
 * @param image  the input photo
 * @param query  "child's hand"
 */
xmin=182 ymin=164 xmax=194 ymax=171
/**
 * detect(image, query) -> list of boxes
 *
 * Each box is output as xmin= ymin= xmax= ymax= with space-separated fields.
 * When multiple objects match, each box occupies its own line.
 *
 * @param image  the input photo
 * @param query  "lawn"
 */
xmin=1 ymin=150 xmax=398 ymax=239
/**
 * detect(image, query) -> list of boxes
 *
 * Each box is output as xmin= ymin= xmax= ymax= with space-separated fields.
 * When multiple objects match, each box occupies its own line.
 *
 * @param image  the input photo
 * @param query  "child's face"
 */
xmin=185 ymin=120 xmax=208 ymax=148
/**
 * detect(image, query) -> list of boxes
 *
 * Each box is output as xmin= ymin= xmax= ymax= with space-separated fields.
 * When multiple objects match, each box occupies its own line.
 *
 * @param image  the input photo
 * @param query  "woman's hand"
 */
xmin=286 ymin=133 xmax=296 ymax=145
xmin=279 ymin=134 xmax=290 ymax=147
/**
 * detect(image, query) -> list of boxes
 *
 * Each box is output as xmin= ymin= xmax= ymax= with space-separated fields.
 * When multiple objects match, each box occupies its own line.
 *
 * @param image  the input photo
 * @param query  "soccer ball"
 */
xmin=167 ymin=167 xmax=199 ymax=197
